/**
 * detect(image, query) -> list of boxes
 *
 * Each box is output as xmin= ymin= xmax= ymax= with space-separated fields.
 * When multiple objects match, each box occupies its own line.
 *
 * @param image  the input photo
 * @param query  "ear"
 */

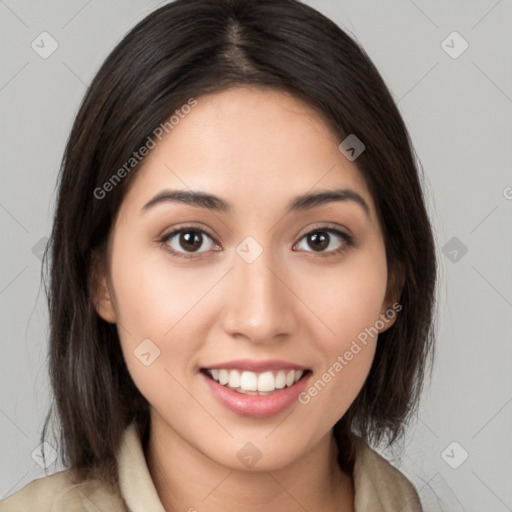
xmin=89 ymin=251 xmax=117 ymax=324
xmin=377 ymin=262 xmax=405 ymax=333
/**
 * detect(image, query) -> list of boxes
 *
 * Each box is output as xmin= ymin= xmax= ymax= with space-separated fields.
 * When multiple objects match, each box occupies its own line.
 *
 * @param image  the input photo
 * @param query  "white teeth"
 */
xmin=258 ymin=371 xmax=275 ymax=392
xmin=228 ymin=370 xmax=240 ymax=388
xmin=240 ymin=371 xmax=258 ymax=391
xmin=218 ymin=369 xmax=229 ymax=385
xmin=206 ymin=368 xmax=305 ymax=394
xmin=275 ymin=370 xmax=286 ymax=389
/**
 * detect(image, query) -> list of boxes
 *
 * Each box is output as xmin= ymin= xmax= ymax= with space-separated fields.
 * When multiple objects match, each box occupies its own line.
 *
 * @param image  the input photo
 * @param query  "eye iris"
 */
xmin=180 ymin=231 xmax=202 ymax=251
xmin=308 ymin=232 xmax=329 ymax=251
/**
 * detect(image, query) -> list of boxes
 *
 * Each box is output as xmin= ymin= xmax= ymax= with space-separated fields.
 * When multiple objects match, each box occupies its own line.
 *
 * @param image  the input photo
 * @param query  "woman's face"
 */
xmin=95 ymin=86 xmax=395 ymax=470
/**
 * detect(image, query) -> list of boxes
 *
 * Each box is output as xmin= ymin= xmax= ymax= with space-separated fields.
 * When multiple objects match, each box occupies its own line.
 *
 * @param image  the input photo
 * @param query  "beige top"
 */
xmin=0 ymin=423 xmax=422 ymax=511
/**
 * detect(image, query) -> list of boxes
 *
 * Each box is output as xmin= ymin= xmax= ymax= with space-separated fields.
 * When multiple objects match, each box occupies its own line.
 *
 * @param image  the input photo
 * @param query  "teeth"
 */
xmin=206 ymin=368 xmax=305 ymax=394
xmin=275 ymin=370 xmax=286 ymax=389
xmin=258 ymin=371 xmax=275 ymax=392
xmin=240 ymin=371 xmax=257 ymax=391
xmin=218 ymin=369 xmax=229 ymax=386
xmin=228 ymin=370 xmax=240 ymax=388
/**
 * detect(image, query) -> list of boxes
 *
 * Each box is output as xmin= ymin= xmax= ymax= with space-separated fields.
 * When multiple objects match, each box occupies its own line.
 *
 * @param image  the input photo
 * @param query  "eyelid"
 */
xmin=293 ymin=222 xmax=353 ymax=242
xmin=159 ymin=224 xmax=215 ymax=241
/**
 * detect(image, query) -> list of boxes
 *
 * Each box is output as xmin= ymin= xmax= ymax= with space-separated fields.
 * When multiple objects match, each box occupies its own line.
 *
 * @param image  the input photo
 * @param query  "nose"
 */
xmin=220 ymin=245 xmax=298 ymax=345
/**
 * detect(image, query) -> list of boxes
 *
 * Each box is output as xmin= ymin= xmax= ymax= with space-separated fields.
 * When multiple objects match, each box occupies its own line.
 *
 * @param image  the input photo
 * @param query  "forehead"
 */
xmin=119 ymin=86 xmax=377 ymax=221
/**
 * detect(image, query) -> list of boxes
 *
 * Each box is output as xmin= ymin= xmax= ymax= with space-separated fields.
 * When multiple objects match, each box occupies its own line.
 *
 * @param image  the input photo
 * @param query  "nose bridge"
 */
xmin=221 ymin=238 xmax=296 ymax=342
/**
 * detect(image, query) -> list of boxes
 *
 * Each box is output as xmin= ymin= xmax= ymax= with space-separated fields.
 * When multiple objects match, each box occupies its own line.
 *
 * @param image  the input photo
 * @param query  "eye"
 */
xmin=161 ymin=226 xmax=219 ymax=258
xmin=295 ymin=228 xmax=353 ymax=255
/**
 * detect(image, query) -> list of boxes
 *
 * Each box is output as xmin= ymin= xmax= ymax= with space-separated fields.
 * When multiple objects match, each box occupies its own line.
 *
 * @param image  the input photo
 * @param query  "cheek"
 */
xmin=297 ymin=242 xmax=388 ymax=349
xmin=107 ymin=233 xmax=223 ymax=400
xmin=295 ymin=245 xmax=387 ymax=418
xmin=109 ymin=231 xmax=219 ymax=342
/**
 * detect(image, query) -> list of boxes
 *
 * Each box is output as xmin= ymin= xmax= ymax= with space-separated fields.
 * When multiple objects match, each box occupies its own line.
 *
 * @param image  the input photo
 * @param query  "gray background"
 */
xmin=1 ymin=0 xmax=511 ymax=510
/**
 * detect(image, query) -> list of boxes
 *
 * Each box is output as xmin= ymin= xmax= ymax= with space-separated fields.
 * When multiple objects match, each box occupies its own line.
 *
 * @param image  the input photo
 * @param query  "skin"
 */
xmin=93 ymin=86 xmax=397 ymax=512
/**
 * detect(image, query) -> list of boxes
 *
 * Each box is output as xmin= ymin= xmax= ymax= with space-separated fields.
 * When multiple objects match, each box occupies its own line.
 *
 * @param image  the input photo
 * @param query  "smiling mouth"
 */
xmin=201 ymin=368 xmax=310 ymax=395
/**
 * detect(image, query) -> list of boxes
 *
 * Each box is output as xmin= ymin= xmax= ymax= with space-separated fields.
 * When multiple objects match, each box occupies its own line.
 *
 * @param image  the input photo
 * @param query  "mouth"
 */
xmin=199 ymin=361 xmax=312 ymax=418
xmin=201 ymin=368 xmax=309 ymax=395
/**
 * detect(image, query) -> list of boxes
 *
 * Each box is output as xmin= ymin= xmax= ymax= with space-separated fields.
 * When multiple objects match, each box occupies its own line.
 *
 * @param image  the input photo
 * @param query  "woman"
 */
xmin=0 ymin=0 xmax=436 ymax=510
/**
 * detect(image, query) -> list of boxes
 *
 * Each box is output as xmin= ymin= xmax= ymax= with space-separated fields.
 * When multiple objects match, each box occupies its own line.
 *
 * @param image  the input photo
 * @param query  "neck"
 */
xmin=145 ymin=413 xmax=354 ymax=512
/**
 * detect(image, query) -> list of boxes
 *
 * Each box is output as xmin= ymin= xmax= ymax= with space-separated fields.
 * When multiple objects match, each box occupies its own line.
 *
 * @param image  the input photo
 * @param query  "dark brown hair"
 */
xmin=42 ymin=0 xmax=436 ymax=495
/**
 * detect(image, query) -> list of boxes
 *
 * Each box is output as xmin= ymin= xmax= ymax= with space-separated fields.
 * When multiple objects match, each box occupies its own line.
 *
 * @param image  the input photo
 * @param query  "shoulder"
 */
xmin=353 ymin=441 xmax=423 ymax=511
xmin=0 ymin=469 xmax=125 ymax=512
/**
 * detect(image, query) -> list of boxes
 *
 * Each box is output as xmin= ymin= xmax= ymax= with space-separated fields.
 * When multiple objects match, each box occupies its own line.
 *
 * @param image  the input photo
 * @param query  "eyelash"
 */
xmin=158 ymin=224 xmax=355 ymax=260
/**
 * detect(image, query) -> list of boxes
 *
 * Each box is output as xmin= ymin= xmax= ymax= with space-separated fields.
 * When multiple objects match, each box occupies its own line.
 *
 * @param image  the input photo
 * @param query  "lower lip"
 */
xmin=201 ymin=371 xmax=311 ymax=419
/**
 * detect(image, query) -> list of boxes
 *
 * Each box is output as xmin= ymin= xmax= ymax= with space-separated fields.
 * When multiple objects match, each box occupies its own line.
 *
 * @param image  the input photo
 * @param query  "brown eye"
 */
xmin=179 ymin=231 xmax=203 ymax=251
xmin=306 ymin=232 xmax=330 ymax=251
xmin=295 ymin=228 xmax=352 ymax=255
xmin=164 ymin=228 xmax=216 ymax=254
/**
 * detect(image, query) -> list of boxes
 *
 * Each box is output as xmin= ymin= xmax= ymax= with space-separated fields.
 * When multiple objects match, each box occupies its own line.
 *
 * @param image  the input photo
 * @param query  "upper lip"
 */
xmin=202 ymin=359 xmax=310 ymax=372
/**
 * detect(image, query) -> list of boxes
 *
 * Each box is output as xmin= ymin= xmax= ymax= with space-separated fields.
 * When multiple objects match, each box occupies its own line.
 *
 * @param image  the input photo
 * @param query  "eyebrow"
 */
xmin=141 ymin=188 xmax=370 ymax=217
